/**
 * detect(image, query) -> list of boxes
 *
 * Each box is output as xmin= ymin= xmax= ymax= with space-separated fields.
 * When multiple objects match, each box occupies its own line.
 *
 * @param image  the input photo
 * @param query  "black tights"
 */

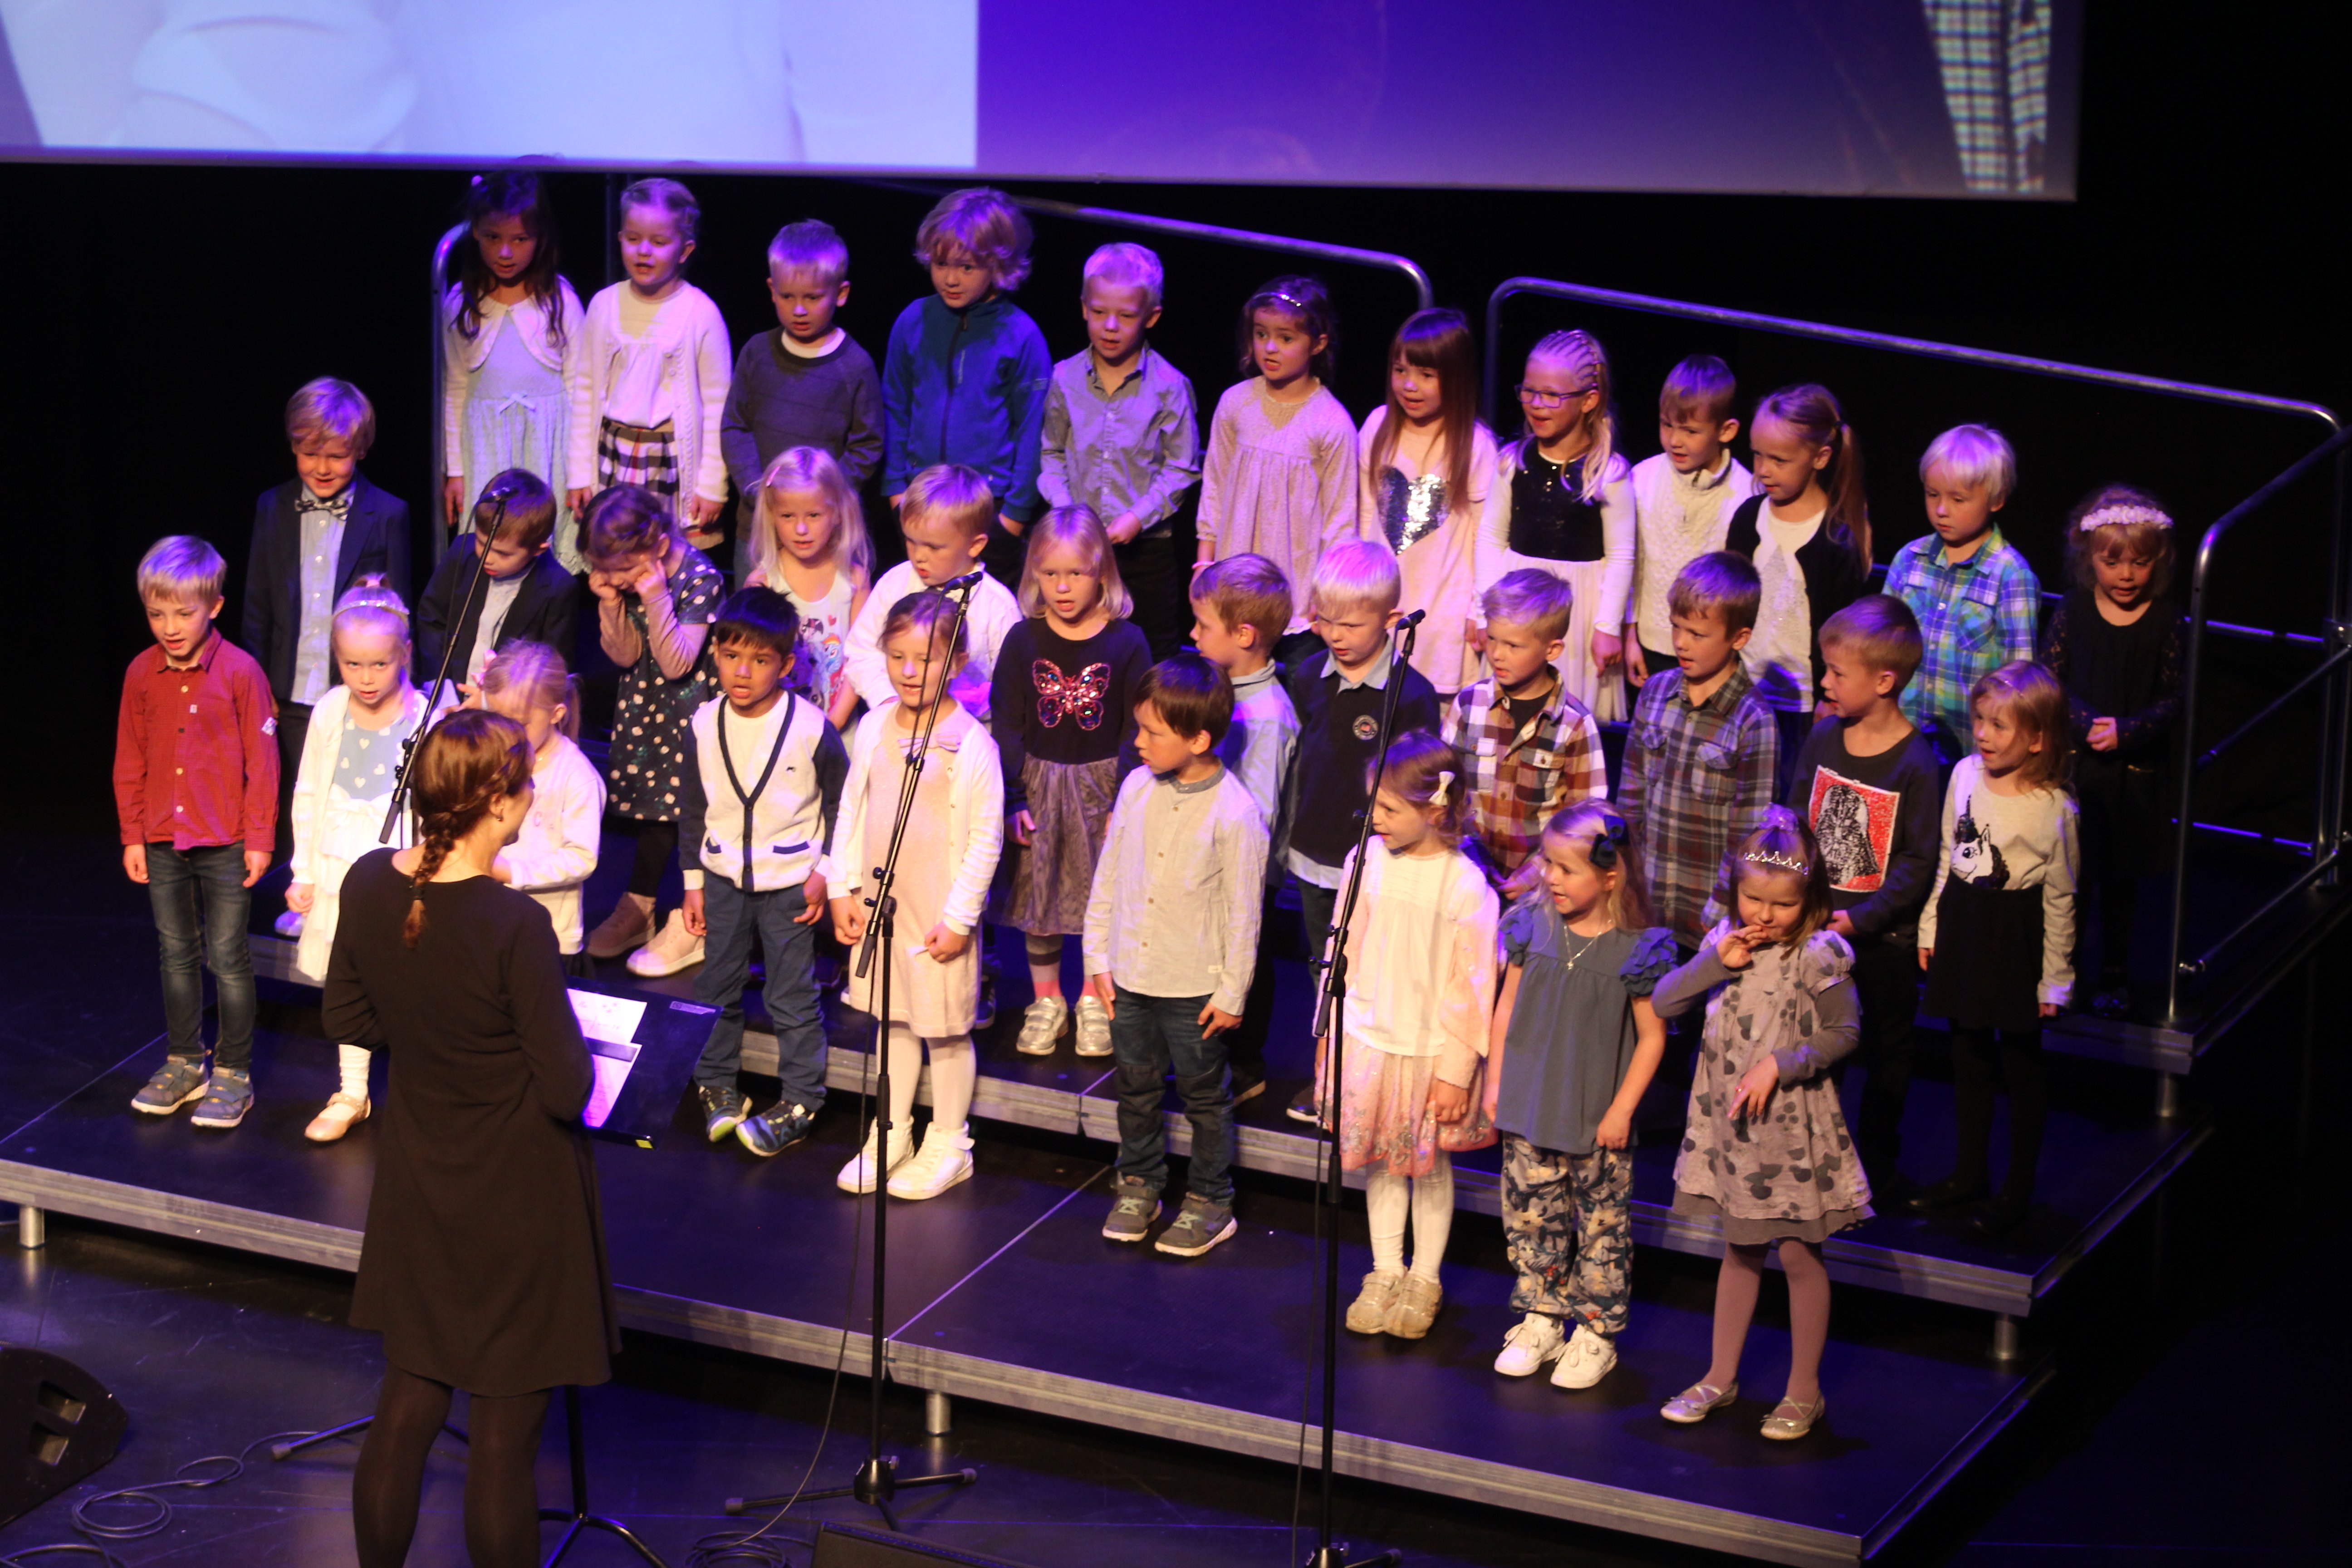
xmin=620 ymin=819 xmax=680 ymax=899
xmin=1948 ymin=1025 xmax=2047 ymax=1202
xmin=353 ymin=1364 xmax=549 ymax=1568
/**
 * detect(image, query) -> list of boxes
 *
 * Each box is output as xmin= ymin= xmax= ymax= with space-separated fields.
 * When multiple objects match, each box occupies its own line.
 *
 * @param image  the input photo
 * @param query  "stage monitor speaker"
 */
xmin=811 ymin=1520 xmax=1039 ymax=1568
xmin=0 ymin=1346 xmax=128 ymax=1531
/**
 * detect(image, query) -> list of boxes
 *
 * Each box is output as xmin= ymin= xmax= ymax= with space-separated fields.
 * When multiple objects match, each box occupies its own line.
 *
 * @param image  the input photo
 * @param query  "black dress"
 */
xmin=323 ymin=849 xmax=619 ymax=1396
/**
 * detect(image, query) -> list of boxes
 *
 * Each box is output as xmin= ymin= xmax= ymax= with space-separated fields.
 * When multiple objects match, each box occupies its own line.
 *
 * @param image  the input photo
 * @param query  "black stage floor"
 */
xmin=1 ymin=1010 xmax=2046 ymax=1567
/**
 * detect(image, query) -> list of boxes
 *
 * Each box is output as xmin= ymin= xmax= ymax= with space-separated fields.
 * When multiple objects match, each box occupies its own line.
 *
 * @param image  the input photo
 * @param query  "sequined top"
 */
xmin=1376 ymin=467 xmax=1451 ymax=554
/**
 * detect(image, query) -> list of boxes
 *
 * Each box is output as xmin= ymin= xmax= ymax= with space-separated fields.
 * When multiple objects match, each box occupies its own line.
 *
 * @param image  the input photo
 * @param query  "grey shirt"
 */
xmin=1216 ymin=662 xmax=1299 ymax=884
xmin=291 ymin=492 xmax=347 ymax=707
xmin=1083 ymin=763 xmax=1268 ymax=1014
xmin=1495 ymin=894 xmax=1678 ymax=1155
xmin=1038 ymin=347 xmax=1200 ymax=534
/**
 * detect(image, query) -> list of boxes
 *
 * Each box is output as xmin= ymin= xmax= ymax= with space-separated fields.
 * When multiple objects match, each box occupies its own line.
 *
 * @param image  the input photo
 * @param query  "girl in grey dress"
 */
xmin=1650 ymin=807 xmax=1871 ymax=1444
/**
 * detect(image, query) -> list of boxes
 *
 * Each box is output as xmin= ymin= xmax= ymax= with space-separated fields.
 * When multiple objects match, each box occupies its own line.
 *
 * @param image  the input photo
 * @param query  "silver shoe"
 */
xmin=1660 ymin=1380 xmax=1739 ymax=1425
xmin=1014 ymin=995 xmax=1070 ymax=1055
xmin=1761 ymin=1392 xmax=1825 ymax=1441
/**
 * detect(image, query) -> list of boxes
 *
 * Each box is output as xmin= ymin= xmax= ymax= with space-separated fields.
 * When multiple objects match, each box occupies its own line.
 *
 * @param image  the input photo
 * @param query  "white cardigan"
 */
xmin=1476 ymin=441 xmax=1637 ymax=633
xmin=495 ymin=732 xmax=606 ymax=954
xmin=289 ymin=683 xmax=437 ymax=982
xmin=820 ymin=703 xmax=1004 ymax=936
xmin=441 ymin=279 xmax=583 ymax=470
xmin=566 ymin=281 xmax=732 ymax=503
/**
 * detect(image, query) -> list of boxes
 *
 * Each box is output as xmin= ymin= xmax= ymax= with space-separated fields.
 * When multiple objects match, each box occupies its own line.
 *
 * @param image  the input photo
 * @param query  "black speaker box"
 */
xmin=0 ymin=1346 xmax=127 ymax=1530
xmin=811 ymin=1520 xmax=1038 ymax=1568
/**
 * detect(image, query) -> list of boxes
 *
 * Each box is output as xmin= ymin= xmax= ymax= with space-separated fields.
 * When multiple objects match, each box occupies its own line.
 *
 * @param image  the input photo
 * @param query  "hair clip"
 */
xmin=1263 ymin=290 xmax=1309 ymax=316
xmin=1430 ymin=769 xmax=1454 ymax=807
xmin=1588 ymin=834 xmax=1618 ymax=870
xmin=2078 ymin=503 xmax=2172 ymax=532
xmin=1748 ymin=848 xmax=1809 ymax=874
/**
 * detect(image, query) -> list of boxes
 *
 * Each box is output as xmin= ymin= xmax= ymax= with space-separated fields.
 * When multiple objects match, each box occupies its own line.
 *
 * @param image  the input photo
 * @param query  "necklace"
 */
xmin=1560 ymin=919 xmax=1615 ymax=972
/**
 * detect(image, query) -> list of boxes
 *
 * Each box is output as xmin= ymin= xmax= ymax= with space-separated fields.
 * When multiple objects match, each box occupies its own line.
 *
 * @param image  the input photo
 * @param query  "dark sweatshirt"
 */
xmin=1785 ymin=715 xmax=1941 ymax=947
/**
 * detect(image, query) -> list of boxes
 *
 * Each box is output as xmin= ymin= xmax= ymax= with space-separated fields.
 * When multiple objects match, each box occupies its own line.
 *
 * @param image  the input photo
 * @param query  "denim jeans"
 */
xmin=1110 ymin=986 xmax=1233 ymax=1205
xmin=694 ymin=876 xmax=826 ymax=1108
xmin=146 ymin=841 xmax=256 ymax=1070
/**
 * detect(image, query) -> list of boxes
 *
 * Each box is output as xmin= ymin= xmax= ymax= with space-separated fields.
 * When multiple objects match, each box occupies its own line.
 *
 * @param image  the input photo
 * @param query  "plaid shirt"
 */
xmin=1884 ymin=527 xmax=2042 ymax=742
xmin=1442 ymin=677 xmax=1606 ymax=876
xmin=1617 ymin=662 xmax=1779 ymax=945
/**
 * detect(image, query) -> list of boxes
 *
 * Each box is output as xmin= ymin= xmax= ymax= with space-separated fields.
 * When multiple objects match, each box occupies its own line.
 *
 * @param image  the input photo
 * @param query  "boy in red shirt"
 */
xmin=114 ymin=536 xmax=280 ymax=1129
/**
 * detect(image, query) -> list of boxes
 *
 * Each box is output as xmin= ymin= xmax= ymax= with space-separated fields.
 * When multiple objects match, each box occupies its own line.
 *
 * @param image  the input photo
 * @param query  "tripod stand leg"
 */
xmin=538 ymin=1387 xmax=671 ymax=1568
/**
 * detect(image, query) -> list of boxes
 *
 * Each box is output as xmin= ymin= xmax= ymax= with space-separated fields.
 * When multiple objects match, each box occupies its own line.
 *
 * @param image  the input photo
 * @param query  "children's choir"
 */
xmin=110 ymin=175 xmax=2188 ymax=1445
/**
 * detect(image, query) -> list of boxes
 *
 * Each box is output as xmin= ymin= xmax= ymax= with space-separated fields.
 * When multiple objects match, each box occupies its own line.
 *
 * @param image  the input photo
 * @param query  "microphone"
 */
xmin=934 ymin=568 xmax=987 ymax=593
xmin=1394 ymin=608 xmax=1428 ymax=628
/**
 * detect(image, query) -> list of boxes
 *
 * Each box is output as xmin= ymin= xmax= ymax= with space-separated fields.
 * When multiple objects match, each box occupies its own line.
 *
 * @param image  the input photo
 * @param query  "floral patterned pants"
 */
xmin=1501 ymin=1134 xmax=1633 ymax=1334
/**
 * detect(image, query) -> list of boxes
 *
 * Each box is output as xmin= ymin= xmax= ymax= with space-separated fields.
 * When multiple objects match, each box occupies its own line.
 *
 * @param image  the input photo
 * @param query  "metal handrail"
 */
xmin=860 ymin=180 xmax=1433 ymax=311
xmin=2195 ymin=642 xmax=2352 ymax=772
xmin=427 ymin=221 xmax=466 ymax=561
xmin=1486 ymin=276 xmax=2349 ymax=1031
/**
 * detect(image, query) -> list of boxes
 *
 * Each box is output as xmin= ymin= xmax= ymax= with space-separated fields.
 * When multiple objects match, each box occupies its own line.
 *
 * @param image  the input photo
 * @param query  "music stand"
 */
xmin=540 ymin=1385 xmax=668 ymax=1567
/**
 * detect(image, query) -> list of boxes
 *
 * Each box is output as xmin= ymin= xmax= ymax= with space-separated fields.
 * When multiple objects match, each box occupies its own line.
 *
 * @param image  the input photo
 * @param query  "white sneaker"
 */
xmin=887 ymin=1122 xmax=975 ymax=1199
xmin=1014 ymin=995 xmax=1070 ymax=1054
xmin=1493 ymin=1313 xmax=1565 ymax=1377
xmin=1073 ymin=993 xmax=1112 ymax=1056
xmin=273 ymin=909 xmax=305 ymax=938
xmin=1550 ymin=1322 xmax=1618 ymax=1390
xmin=836 ymin=1121 xmax=914 ymax=1194
xmin=627 ymin=908 xmax=706 ymax=977
xmin=586 ymin=892 xmax=653 ymax=959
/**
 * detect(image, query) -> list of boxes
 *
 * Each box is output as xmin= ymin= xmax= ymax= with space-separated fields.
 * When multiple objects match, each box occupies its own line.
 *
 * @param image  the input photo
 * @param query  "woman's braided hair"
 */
xmin=402 ymin=709 xmax=533 ymax=947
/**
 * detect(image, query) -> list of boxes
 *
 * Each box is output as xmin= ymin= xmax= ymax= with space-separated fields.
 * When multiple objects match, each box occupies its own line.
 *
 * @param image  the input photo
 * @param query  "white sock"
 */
xmin=1366 ymin=1171 xmax=1409 ymax=1276
xmin=884 ymin=1023 xmax=922 ymax=1138
xmin=927 ymin=1033 xmax=975 ymax=1137
xmin=1409 ymin=1153 xmax=1454 ymax=1283
xmin=337 ymin=1044 xmax=370 ymax=1099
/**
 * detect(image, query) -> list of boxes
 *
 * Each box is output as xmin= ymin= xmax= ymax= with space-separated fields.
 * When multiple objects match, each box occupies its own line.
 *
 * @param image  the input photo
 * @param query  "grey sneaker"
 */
xmin=1154 ymin=1195 xmax=1235 ymax=1257
xmin=1101 ymin=1176 xmax=1161 ymax=1242
xmin=189 ymin=1068 xmax=254 ymax=1129
xmin=699 ymin=1084 xmax=750 ymax=1142
xmin=738 ymin=1101 xmax=815 ymax=1158
xmin=131 ymin=1056 xmax=209 ymax=1116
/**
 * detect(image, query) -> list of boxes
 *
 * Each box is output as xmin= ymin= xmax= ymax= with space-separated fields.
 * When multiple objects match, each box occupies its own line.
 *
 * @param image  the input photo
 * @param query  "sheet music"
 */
xmin=569 ymin=991 xmax=649 ymax=1130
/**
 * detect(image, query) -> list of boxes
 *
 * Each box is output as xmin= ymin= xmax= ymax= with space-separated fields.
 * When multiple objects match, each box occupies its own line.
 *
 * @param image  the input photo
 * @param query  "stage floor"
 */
xmin=0 ymin=1011 xmax=2047 ymax=1568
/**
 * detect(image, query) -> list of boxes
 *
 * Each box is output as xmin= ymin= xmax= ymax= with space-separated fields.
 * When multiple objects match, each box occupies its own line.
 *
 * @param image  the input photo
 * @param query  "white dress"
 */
xmin=497 ymin=733 xmax=607 ymax=955
xmin=443 ymin=280 xmax=583 ymax=568
xmin=290 ymin=685 xmax=433 ymax=982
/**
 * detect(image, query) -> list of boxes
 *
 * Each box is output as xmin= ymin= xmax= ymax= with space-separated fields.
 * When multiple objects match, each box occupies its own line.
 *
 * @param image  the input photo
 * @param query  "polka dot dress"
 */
xmin=606 ymin=544 xmax=723 ymax=822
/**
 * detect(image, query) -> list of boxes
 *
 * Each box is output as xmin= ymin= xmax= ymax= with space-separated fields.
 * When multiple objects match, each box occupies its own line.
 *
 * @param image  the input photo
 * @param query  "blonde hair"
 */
xmin=902 ymin=464 xmax=997 ymax=542
xmin=878 ymin=590 xmax=970 ymax=662
xmin=1524 ymin=329 xmax=1621 ymax=502
xmin=1368 ymin=730 xmax=1464 ymax=851
xmin=138 ymin=535 xmax=225 ymax=607
xmin=1659 ymin=353 xmax=1738 ymax=426
xmin=1481 ymin=568 xmax=1574 ymax=644
xmin=286 ymin=376 xmax=375 ymax=457
xmin=479 ymin=639 xmax=581 ymax=740
xmin=767 ymin=218 xmax=848 ymax=286
xmin=330 ymin=575 xmax=411 ymax=658
xmin=1190 ymin=554 xmax=1293 ymax=650
xmin=914 ymin=186 xmax=1032 ymax=290
xmin=1081 ymin=242 xmax=1163 ymax=312
xmin=1819 ymin=593 xmax=1924 ymax=692
xmin=1541 ymin=799 xmax=1653 ymax=930
xmin=1724 ymin=805 xmax=1833 ymax=944
xmin=1920 ymin=423 xmax=2018 ymax=509
xmin=618 ymin=176 xmax=699 ymax=243
xmin=754 ymin=447 xmax=873 ymax=589
xmin=1667 ymin=551 xmax=1762 ymax=636
xmin=1971 ymin=660 xmax=2071 ymax=789
xmin=1309 ymin=540 xmax=1401 ymax=619
xmin=1756 ymin=383 xmax=1870 ymax=569
xmin=1017 ymin=506 xmax=1133 ymax=620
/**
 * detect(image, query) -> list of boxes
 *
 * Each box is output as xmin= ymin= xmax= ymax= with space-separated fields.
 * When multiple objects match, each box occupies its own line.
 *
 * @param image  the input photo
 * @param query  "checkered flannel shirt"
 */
xmin=1442 ymin=679 xmax=1607 ymax=877
xmin=1617 ymin=662 xmax=1779 ymax=946
xmin=1883 ymin=528 xmax=2042 ymax=741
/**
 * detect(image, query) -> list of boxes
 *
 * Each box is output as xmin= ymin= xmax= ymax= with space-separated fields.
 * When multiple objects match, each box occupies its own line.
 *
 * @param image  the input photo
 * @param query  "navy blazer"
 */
xmin=415 ymin=544 xmax=582 ymax=688
xmin=243 ymin=474 xmax=412 ymax=705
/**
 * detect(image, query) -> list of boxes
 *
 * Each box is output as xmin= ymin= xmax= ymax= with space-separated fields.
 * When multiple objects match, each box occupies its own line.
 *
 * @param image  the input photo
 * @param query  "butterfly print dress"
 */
xmin=988 ymin=616 xmax=1154 ymax=936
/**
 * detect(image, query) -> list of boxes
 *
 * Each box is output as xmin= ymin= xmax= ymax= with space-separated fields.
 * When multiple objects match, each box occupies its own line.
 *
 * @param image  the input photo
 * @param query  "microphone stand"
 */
xmin=1302 ymin=615 xmax=1419 ymax=1568
xmin=380 ymin=495 xmax=510 ymax=843
xmin=725 ymin=578 xmax=979 ymax=1527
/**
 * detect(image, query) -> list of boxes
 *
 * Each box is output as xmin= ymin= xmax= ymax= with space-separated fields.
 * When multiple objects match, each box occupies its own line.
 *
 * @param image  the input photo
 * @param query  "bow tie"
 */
xmin=302 ymin=490 xmax=353 ymax=520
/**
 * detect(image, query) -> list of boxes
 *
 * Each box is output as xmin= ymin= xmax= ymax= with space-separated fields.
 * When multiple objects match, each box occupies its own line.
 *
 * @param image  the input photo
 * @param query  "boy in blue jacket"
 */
xmin=882 ymin=187 xmax=1053 ymax=591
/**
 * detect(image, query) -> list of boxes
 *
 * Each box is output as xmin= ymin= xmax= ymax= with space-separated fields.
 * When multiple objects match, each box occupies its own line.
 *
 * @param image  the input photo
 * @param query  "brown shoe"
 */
xmin=586 ymin=892 xmax=654 ymax=959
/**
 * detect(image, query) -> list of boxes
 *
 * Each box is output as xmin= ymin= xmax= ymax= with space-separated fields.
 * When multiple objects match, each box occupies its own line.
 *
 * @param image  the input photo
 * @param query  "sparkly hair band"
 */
xmin=1260 ymin=289 xmax=1310 ymax=316
xmin=1430 ymin=769 xmax=1455 ymax=807
xmin=1748 ymin=849 xmax=1809 ymax=874
xmin=2079 ymin=503 xmax=2173 ymax=533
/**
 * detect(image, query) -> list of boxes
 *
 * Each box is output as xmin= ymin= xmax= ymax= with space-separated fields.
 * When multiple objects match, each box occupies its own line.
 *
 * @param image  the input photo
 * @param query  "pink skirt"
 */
xmin=1322 ymin=1041 xmax=1494 ymax=1178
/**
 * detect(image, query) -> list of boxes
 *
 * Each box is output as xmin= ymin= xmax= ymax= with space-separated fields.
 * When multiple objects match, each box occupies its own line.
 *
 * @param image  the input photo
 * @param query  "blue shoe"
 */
xmin=131 ymin=1057 xmax=208 ymax=1116
xmin=699 ymin=1085 xmax=750 ymax=1142
xmin=738 ymin=1101 xmax=816 ymax=1158
xmin=190 ymin=1068 xmax=253 ymax=1130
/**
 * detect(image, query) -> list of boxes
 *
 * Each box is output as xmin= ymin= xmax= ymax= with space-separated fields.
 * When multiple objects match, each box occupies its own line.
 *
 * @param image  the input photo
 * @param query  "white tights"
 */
xmin=883 ymin=1023 xmax=975 ymax=1137
xmin=338 ymin=1044 xmax=370 ymax=1098
xmin=1365 ymin=1153 xmax=1453 ymax=1282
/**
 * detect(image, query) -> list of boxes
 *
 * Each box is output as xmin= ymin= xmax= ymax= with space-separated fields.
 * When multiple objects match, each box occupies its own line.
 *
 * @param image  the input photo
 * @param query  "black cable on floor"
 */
xmin=0 ymin=1429 xmax=319 ymax=1568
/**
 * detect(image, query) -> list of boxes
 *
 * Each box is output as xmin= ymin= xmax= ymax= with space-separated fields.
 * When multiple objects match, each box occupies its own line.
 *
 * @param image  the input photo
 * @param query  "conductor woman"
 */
xmin=323 ymin=709 xmax=618 ymax=1567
